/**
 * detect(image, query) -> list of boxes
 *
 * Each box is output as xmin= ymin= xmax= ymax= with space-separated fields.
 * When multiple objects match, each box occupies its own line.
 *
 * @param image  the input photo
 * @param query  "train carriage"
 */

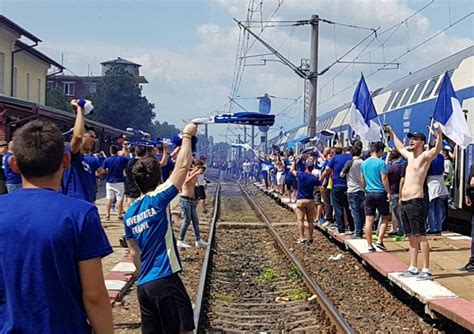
xmin=267 ymin=45 xmax=474 ymax=217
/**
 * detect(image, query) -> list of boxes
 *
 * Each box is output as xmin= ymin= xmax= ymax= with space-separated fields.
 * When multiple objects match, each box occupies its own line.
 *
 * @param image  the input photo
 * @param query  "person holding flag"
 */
xmin=388 ymin=121 xmax=443 ymax=281
xmin=348 ymin=74 xmax=383 ymax=143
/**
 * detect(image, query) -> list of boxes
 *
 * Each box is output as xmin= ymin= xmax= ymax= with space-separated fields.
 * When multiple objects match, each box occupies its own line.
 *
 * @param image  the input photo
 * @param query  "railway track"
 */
xmin=194 ymin=182 xmax=352 ymax=333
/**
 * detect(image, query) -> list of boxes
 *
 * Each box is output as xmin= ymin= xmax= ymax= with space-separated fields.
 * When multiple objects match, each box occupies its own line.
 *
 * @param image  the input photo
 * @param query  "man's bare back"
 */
xmin=181 ymin=167 xmax=203 ymax=198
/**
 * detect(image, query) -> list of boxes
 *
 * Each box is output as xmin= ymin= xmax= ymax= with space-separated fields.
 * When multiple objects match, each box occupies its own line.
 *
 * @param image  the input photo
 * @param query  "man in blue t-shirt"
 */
xmin=124 ymin=122 xmax=198 ymax=334
xmin=0 ymin=120 xmax=113 ymax=333
xmin=361 ymin=142 xmax=392 ymax=252
xmin=322 ymin=147 xmax=354 ymax=234
xmin=155 ymin=143 xmax=174 ymax=182
xmin=291 ymin=159 xmax=321 ymax=244
xmin=83 ymin=150 xmax=103 ymax=202
xmin=61 ymin=100 xmax=98 ymax=203
xmin=102 ymin=145 xmax=129 ymax=220
xmin=2 ymin=142 xmax=22 ymax=193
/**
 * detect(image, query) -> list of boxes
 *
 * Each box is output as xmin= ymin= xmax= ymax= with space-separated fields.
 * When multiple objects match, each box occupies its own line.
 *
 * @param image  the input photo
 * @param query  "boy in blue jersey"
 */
xmin=61 ymin=100 xmax=98 ymax=203
xmin=124 ymin=122 xmax=198 ymax=334
xmin=102 ymin=145 xmax=129 ymax=219
xmin=0 ymin=120 xmax=113 ymax=333
xmin=2 ymin=142 xmax=22 ymax=193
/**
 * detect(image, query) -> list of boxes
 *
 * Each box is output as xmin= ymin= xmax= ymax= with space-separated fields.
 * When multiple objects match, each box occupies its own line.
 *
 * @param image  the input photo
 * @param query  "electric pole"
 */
xmin=204 ymin=124 xmax=209 ymax=157
xmin=307 ymin=15 xmax=319 ymax=138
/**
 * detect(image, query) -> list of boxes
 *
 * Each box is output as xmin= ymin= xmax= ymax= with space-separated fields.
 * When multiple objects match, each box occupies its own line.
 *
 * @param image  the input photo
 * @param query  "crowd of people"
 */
xmin=225 ymin=124 xmax=473 ymax=279
xmin=0 ymin=98 xmax=473 ymax=332
xmin=0 ymin=100 xmax=211 ymax=333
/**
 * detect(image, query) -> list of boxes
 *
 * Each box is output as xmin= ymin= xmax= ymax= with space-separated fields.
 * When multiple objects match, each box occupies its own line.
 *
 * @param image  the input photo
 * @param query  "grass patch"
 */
xmin=288 ymin=266 xmax=301 ymax=280
xmin=215 ymin=293 xmax=237 ymax=303
xmin=256 ymin=268 xmax=277 ymax=282
xmin=291 ymin=288 xmax=309 ymax=301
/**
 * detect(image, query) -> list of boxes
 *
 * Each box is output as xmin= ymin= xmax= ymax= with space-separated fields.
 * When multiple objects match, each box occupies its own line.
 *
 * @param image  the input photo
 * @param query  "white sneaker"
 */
xmin=177 ymin=240 xmax=192 ymax=248
xmin=195 ymin=239 xmax=209 ymax=248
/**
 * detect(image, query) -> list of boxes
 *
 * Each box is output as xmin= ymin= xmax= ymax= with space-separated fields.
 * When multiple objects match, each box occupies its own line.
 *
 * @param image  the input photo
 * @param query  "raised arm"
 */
xmin=168 ymin=123 xmax=197 ymax=191
xmin=388 ymin=126 xmax=409 ymax=158
xmin=425 ymin=122 xmax=443 ymax=161
xmin=290 ymin=158 xmax=298 ymax=177
xmin=70 ymin=100 xmax=85 ymax=155
xmin=160 ymin=143 xmax=169 ymax=167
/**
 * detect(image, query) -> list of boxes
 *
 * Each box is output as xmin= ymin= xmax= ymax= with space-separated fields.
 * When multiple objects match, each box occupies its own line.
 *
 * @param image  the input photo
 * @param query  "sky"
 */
xmin=2 ymin=0 xmax=473 ymax=143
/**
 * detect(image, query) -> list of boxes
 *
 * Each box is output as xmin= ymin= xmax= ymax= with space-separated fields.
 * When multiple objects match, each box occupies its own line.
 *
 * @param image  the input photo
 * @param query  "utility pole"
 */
xmin=243 ymin=126 xmax=247 ymax=158
xmin=251 ymin=126 xmax=255 ymax=151
xmin=238 ymin=134 xmax=241 ymax=161
xmin=307 ymin=15 xmax=319 ymax=138
xmin=204 ymin=124 xmax=209 ymax=157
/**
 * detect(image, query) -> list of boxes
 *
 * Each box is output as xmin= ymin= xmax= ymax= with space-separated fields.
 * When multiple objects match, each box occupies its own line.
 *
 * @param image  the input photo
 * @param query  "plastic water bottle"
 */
xmin=77 ymin=99 xmax=94 ymax=115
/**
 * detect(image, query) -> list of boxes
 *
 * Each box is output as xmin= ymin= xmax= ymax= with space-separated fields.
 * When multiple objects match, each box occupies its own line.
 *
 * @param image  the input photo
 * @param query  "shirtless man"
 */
xmin=177 ymin=162 xmax=208 ymax=248
xmin=388 ymin=123 xmax=442 ymax=280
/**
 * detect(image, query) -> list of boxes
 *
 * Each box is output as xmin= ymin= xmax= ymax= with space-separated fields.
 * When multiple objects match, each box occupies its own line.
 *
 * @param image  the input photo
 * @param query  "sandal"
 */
xmin=296 ymin=239 xmax=307 ymax=244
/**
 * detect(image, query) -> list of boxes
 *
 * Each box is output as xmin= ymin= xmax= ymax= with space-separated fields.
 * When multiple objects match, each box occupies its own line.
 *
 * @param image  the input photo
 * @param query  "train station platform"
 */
xmin=254 ymin=183 xmax=474 ymax=332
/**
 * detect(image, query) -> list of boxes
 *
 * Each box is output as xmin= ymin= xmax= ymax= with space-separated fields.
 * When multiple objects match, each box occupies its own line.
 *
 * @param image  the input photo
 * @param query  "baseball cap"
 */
xmin=407 ymin=132 xmax=426 ymax=142
xmin=0 ymin=141 xmax=7 ymax=147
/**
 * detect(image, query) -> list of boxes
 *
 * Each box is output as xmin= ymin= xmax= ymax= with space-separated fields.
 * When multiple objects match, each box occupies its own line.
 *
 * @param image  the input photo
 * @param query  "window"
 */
xmin=37 ymin=79 xmax=41 ymax=103
xmin=87 ymin=82 xmax=97 ymax=94
xmin=0 ymin=53 xmax=4 ymax=93
xmin=383 ymin=93 xmax=396 ymax=112
xmin=12 ymin=67 xmax=17 ymax=97
xmin=421 ymin=75 xmax=440 ymax=100
xmin=26 ymin=73 xmax=30 ymax=100
xmin=63 ymin=82 xmax=75 ymax=96
xmin=434 ymin=70 xmax=455 ymax=96
xmin=400 ymin=85 xmax=416 ymax=107
xmin=410 ymin=80 xmax=427 ymax=103
xmin=391 ymin=89 xmax=407 ymax=110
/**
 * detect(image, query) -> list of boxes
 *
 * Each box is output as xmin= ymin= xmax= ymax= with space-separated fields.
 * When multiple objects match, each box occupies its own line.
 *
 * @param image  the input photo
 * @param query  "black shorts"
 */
xmin=285 ymin=179 xmax=297 ymax=192
xmin=196 ymin=185 xmax=206 ymax=200
xmin=364 ymin=192 xmax=390 ymax=216
xmin=137 ymin=273 xmax=195 ymax=334
xmin=314 ymin=190 xmax=322 ymax=204
xmin=400 ymin=198 xmax=426 ymax=236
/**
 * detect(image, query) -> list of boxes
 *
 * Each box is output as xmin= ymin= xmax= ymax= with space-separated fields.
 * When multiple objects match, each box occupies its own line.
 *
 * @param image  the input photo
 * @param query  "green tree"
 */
xmin=149 ymin=121 xmax=180 ymax=140
xmin=46 ymin=87 xmax=71 ymax=111
xmin=91 ymin=67 xmax=155 ymax=131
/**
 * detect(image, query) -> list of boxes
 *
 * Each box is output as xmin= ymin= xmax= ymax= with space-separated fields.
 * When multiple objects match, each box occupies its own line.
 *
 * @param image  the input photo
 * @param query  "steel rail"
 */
xmin=240 ymin=183 xmax=354 ymax=334
xmin=193 ymin=178 xmax=221 ymax=330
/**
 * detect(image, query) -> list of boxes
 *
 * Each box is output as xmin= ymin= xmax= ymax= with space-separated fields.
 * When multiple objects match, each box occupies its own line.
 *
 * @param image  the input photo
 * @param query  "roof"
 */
xmin=379 ymin=45 xmax=474 ymax=94
xmin=15 ymin=41 xmax=64 ymax=70
xmin=0 ymin=15 xmax=41 ymax=43
xmin=101 ymin=57 xmax=141 ymax=67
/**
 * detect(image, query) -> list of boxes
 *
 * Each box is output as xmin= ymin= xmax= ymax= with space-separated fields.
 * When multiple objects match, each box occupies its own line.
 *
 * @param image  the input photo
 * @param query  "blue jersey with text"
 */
xmin=124 ymin=180 xmax=181 ymax=286
xmin=2 ymin=153 xmax=21 ymax=185
xmin=102 ymin=156 xmax=129 ymax=183
xmin=0 ymin=188 xmax=112 ymax=333
xmin=61 ymin=151 xmax=94 ymax=203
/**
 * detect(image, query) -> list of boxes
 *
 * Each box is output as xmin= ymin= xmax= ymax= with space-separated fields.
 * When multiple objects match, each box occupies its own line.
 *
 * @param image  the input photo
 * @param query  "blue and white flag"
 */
xmin=348 ymin=74 xmax=382 ymax=142
xmin=192 ymin=112 xmax=275 ymax=126
xmin=432 ymin=72 xmax=473 ymax=148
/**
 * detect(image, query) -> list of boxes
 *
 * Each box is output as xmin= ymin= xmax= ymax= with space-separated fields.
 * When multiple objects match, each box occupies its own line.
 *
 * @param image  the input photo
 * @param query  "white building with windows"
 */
xmin=0 ymin=15 xmax=63 ymax=105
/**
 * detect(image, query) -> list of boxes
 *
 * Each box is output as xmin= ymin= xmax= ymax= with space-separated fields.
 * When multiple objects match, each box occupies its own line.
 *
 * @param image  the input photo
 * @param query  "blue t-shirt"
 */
xmin=124 ymin=180 xmax=181 ymax=286
xmin=428 ymin=154 xmax=444 ymax=176
xmin=327 ymin=154 xmax=352 ymax=188
xmin=296 ymin=171 xmax=321 ymax=200
xmin=61 ymin=151 xmax=95 ymax=203
xmin=0 ymin=188 xmax=112 ymax=333
xmin=102 ymin=156 xmax=129 ymax=183
xmin=83 ymin=154 xmax=100 ymax=190
xmin=2 ymin=153 xmax=21 ymax=185
xmin=361 ymin=157 xmax=387 ymax=193
xmin=284 ymin=159 xmax=296 ymax=180
xmin=155 ymin=154 xmax=174 ymax=182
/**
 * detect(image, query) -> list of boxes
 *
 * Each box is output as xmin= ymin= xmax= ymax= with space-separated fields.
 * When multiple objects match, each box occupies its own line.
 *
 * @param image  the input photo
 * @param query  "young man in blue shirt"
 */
xmin=360 ymin=142 xmax=392 ymax=252
xmin=2 ymin=142 xmax=22 ymax=193
xmin=291 ymin=158 xmax=321 ymax=244
xmin=124 ymin=122 xmax=198 ymax=334
xmin=0 ymin=120 xmax=113 ymax=333
xmin=102 ymin=145 xmax=129 ymax=220
xmin=61 ymin=100 xmax=98 ymax=203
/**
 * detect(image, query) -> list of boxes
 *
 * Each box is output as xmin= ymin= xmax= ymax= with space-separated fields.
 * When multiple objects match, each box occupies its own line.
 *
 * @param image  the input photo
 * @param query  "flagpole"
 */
xmin=376 ymin=117 xmax=385 ymax=144
xmin=426 ymin=117 xmax=435 ymax=149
